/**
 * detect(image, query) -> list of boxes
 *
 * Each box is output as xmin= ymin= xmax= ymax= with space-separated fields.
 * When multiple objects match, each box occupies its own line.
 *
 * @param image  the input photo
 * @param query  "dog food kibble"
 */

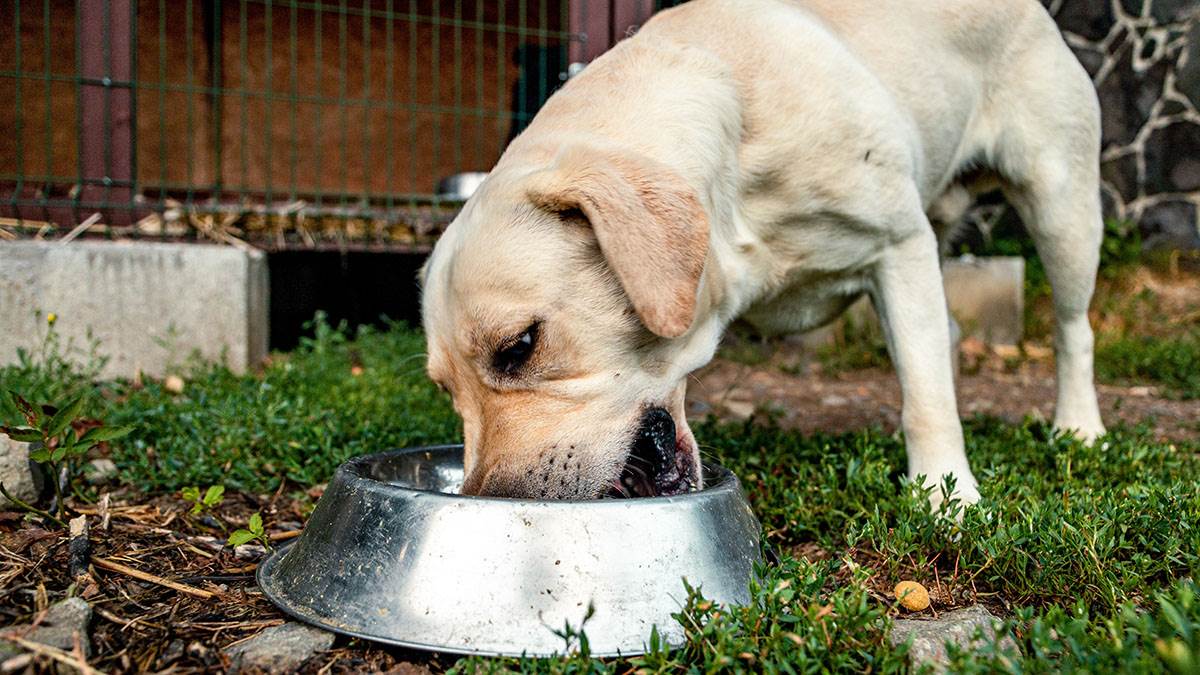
xmin=894 ymin=580 xmax=930 ymax=611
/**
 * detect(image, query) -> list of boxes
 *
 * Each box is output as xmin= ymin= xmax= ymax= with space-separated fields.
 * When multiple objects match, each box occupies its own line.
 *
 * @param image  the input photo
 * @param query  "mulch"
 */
xmin=0 ymin=488 xmax=448 ymax=674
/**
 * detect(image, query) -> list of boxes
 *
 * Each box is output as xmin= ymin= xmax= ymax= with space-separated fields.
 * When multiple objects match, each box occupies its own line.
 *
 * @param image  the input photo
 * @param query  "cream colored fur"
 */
xmin=422 ymin=0 xmax=1106 ymax=506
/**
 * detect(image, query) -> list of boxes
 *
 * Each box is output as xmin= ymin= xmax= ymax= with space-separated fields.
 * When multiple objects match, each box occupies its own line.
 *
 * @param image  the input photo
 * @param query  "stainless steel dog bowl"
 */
xmin=435 ymin=172 xmax=489 ymax=201
xmin=258 ymin=445 xmax=761 ymax=657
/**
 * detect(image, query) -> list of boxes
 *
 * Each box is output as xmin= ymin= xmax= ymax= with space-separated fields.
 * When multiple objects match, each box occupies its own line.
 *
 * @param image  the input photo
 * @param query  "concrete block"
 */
xmin=942 ymin=256 xmax=1024 ymax=346
xmin=0 ymin=434 xmax=43 ymax=508
xmin=810 ymin=256 xmax=1024 ymax=347
xmin=0 ymin=240 xmax=268 ymax=378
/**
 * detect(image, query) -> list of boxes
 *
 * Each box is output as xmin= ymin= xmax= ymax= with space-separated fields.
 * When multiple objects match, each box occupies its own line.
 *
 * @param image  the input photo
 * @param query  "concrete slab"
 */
xmin=0 ymin=240 xmax=268 ymax=378
xmin=803 ymin=256 xmax=1025 ymax=347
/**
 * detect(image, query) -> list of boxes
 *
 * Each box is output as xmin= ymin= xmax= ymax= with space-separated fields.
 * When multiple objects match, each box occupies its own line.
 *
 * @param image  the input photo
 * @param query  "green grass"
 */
xmin=2 ymin=319 xmax=1199 ymax=672
xmin=1096 ymin=331 xmax=1200 ymax=400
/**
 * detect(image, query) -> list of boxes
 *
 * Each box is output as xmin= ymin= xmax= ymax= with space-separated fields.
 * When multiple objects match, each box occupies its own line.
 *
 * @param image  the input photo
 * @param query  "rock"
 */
xmin=1098 ymin=49 xmax=1169 ymax=149
xmin=890 ymin=605 xmax=1018 ymax=673
xmin=83 ymin=459 xmax=118 ymax=485
xmin=223 ymin=622 xmax=334 ymax=674
xmin=1179 ymin=21 xmax=1200 ymax=111
xmin=1101 ymin=152 xmax=1140 ymax=204
xmin=723 ymin=400 xmax=756 ymax=420
xmin=0 ymin=434 xmax=44 ymax=508
xmin=1056 ymin=0 xmax=1114 ymax=41
xmin=26 ymin=597 xmax=93 ymax=658
xmin=1143 ymin=122 xmax=1200 ymax=193
xmin=1141 ymin=200 xmax=1200 ymax=250
xmin=163 ymin=375 xmax=185 ymax=394
xmin=1151 ymin=0 xmax=1199 ymax=23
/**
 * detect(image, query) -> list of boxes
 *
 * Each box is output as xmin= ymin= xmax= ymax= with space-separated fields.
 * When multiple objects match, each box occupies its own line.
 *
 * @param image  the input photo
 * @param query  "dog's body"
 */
xmin=422 ymin=0 xmax=1105 ymax=504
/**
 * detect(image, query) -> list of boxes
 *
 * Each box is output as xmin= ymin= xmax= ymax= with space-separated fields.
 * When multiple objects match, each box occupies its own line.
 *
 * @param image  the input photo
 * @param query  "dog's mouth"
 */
xmin=606 ymin=407 xmax=699 ymax=498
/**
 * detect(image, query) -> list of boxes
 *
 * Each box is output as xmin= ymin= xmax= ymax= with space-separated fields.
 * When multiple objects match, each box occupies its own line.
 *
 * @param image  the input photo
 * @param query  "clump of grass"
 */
xmin=104 ymin=316 xmax=460 ymax=492
xmin=816 ymin=314 xmax=890 ymax=374
xmin=1096 ymin=331 xmax=1200 ymax=399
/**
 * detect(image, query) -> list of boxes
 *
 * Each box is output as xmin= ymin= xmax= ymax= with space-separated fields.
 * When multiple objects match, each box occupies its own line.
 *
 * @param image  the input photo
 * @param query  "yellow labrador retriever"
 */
xmin=421 ymin=0 xmax=1106 ymax=506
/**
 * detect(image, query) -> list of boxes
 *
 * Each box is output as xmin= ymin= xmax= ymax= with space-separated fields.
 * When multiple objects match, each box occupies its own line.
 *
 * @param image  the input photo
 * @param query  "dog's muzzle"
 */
xmin=608 ymin=407 xmax=698 ymax=498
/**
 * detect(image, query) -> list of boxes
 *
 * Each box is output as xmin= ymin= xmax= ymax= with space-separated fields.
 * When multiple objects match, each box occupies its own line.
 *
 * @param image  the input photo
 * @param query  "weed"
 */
xmin=0 ymin=390 xmax=131 ymax=526
xmin=180 ymin=484 xmax=226 ymax=516
xmin=227 ymin=513 xmax=271 ymax=549
xmin=817 ymin=313 xmax=891 ymax=374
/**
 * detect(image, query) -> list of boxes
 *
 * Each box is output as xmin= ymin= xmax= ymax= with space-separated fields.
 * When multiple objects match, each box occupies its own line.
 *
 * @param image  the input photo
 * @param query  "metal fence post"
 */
xmin=78 ymin=0 xmax=137 ymax=225
xmin=570 ymin=0 xmax=656 ymax=71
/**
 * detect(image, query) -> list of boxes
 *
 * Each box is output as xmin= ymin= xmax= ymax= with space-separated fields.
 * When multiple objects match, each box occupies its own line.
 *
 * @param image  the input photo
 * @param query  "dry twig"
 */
xmin=91 ymin=557 xmax=215 ymax=600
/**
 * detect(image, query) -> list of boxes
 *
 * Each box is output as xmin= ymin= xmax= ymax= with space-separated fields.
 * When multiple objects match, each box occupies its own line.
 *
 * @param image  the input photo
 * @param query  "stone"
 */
xmin=1101 ymin=152 xmax=1141 ymax=204
xmin=1141 ymin=200 xmax=1200 ymax=249
xmin=940 ymin=257 xmax=1025 ymax=346
xmin=1179 ymin=21 xmax=1200 ymax=110
xmin=1098 ymin=49 xmax=1169 ymax=149
xmin=1056 ymin=0 xmax=1114 ymax=41
xmin=1143 ymin=122 xmax=1200 ymax=193
xmin=723 ymin=400 xmax=756 ymax=420
xmin=83 ymin=459 xmax=118 ymax=485
xmin=0 ymin=240 xmax=269 ymax=379
xmin=821 ymin=256 xmax=1024 ymax=347
xmin=223 ymin=622 xmax=334 ymax=674
xmin=1071 ymin=46 xmax=1106 ymax=77
xmin=25 ymin=597 xmax=93 ymax=658
xmin=0 ymin=434 xmax=44 ymax=508
xmin=1151 ymin=0 xmax=1199 ymax=23
xmin=163 ymin=375 xmax=186 ymax=395
xmin=890 ymin=605 xmax=1018 ymax=673
xmin=1121 ymin=0 xmax=1145 ymax=18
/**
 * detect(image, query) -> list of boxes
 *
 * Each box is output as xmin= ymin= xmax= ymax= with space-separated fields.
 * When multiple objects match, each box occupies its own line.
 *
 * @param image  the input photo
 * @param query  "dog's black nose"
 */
xmin=632 ymin=407 xmax=676 ymax=477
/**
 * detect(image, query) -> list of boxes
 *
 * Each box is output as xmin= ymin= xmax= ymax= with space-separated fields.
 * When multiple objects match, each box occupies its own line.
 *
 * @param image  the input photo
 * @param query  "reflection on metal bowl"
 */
xmin=257 ymin=445 xmax=761 ymax=656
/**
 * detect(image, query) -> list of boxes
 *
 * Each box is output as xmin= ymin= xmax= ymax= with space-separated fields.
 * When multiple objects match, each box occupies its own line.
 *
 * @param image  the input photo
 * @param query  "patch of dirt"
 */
xmin=687 ymin=340 xmax=1200 ymax=441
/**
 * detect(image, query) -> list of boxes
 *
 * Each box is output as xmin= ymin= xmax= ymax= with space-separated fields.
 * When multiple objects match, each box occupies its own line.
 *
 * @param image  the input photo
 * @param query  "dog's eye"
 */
xmin=493 ymin=323 xmax=539 ymax=375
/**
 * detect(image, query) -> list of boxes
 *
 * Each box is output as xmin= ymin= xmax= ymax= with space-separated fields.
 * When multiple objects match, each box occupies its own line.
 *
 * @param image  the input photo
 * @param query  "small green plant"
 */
xmin=181 ymin=484 xmax=225 ymax=516
xmin=0 ymin=391 xmax=132 ymax=526
xmin=227 ymin=512 xmax=271 ymax=549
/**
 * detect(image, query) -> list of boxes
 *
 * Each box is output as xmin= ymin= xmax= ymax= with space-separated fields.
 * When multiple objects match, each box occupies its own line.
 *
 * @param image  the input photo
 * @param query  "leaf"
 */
xmin=29 ymin=447 xmax=52 ymax=463
xmin=0 ymin=426 xmax=43 ymax=443
xmin=51 ymin=445 xmax=68 ymax=462
xmin=227 ymin=530 xmax=256 ymax=547
xmin=181 ymin=486 xmax=200 ymax=502
xmin=47 ymin=396 xmax=86 ymax=438
xmin=248 ymin=513 xmax=263 ymax=534
xmin=203 ymin=485 xmax=225 ymax=507
xmin=78 ymin=425 xmax=134 ymax=447
xmin=9 ymin=391 xmax=39 ymax=426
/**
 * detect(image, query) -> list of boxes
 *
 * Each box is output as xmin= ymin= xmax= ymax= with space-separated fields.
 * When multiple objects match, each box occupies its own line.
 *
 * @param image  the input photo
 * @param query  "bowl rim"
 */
xmin=340 ymin=444 xmax=740 ymax=506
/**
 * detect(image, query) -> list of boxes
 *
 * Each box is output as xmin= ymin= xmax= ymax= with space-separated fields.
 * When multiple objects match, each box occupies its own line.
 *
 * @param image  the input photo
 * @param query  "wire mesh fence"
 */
xmin=0 ymin=0 xmax=604 ymax=250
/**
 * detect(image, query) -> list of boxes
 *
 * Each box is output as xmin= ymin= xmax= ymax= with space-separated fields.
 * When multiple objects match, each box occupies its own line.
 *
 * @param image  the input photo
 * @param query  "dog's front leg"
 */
xmin=871 ymin=226 xmax=981 ymax=509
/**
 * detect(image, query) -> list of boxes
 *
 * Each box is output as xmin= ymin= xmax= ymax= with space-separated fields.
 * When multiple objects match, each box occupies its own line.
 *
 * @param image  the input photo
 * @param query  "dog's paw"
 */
xmin=1052 ymin=418 xmax=1107 ymax=445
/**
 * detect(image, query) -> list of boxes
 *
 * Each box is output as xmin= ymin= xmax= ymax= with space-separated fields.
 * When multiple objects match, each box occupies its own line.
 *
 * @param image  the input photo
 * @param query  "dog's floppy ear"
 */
xmin=526 ymin=145 xmax=709 ymax=338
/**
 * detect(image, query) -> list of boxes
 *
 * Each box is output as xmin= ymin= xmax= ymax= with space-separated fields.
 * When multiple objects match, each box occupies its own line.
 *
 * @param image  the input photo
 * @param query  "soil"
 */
xmin=686 ymin=339 xmax=1200 ymax=441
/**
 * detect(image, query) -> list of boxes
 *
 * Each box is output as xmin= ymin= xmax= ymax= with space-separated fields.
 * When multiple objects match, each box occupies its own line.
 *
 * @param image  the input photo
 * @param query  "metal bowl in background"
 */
xmin=258 ymin=446 xmax=761 ymax=657
xmin=435 ymin=172 xmax=489 ymax=201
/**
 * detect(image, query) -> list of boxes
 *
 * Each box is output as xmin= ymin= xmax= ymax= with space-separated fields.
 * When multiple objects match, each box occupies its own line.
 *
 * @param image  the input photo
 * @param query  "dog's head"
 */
xmin=421 ymin=143 xmax=719 ymax=499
